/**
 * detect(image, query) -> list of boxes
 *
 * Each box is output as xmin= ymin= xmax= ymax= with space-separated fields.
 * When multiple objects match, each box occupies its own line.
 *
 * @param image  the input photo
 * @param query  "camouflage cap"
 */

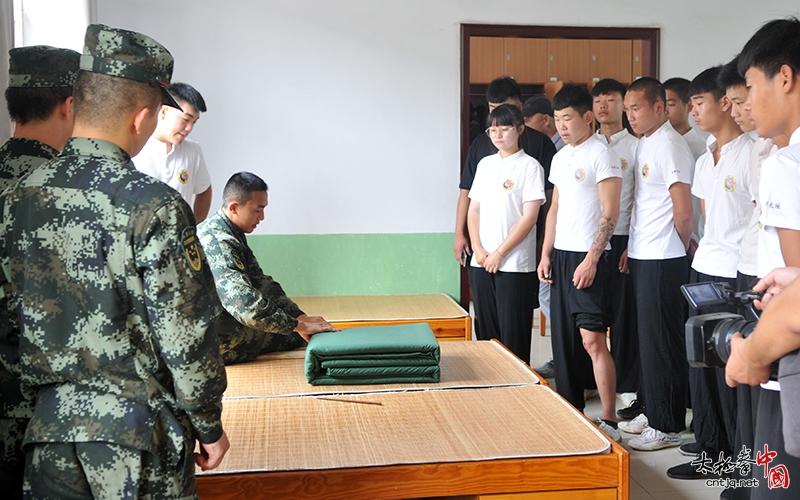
xmin=8 ymin=45 xmax=81 ymax=88
xmin=80 ymin=24 xmax=182 ymax=109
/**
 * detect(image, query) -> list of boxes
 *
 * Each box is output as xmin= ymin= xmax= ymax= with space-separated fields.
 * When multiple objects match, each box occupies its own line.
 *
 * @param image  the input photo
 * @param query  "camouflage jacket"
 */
xmin=0 ymin=138 xmax=227 ymax=464
xmin=197 ymin=210 xmax=304 ymax=356
xmin=0 ymin=138 xmax=59 ymax=419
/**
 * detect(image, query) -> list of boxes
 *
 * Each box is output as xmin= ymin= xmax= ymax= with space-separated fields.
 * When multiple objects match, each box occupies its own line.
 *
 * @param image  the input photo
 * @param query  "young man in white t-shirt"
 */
xmin=620 ymin=77 xmax=694 ymax=451
xmin=664 ymin=77 xmax=707 ymax=250
xmin=133 ymin=82 xmax=213 ymax=222
xmin=727 ymin=18 xmax=800 ymax=500
xmin=537 ymin=84 xmax=622 ymax=442
xmin=592 ymin=78 xmax=641 ymax=416
xmin=667 ymin=66 xmax=754 ymax=480
xmin=714 ymin=54 xmax=790 ymax=498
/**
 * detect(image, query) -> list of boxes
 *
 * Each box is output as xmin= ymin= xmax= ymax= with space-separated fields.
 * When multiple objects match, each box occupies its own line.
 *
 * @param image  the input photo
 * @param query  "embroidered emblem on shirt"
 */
xmin=621 ymin=158 xmax=629 ymax=171
xmin=178 ymin=169 xmax=189 ymax=184
xmin=502 ymin=179 xmax=514 ymax=191
xmin=724 ymin=175 xmax=737 ymax=192
xmin=232 ymin=251 xmax=245 ymax=270
xmin=642 ymin=163 xmax=650 ymax=178
xmin=181 ymin=227 xmax=203 ymax=272
xmin=574 ymin=168 xmax=586 ymax=182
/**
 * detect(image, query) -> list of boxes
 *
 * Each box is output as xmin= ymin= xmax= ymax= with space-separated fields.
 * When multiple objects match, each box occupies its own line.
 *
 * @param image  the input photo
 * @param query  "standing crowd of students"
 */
xmin=456 ymin=17 xmax=800 ymax=499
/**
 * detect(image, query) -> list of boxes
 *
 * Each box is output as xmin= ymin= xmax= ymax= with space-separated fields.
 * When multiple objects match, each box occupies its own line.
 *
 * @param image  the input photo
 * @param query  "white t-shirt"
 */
xmin=628 ymin=121 xmax=695 ymax=260
xmin=691 ymin=133 xmax=755 ymax=278
xmin=598 ymin=129 xmax=638 ymax=235
xmin=683 ymin=127 xmax=709 ymax=242
xmin=469 ymin=149 xmax=546 ymax=272
xmin=758 ymin=127 xmax=800 ymax=277
xmin=133 ymin=137 xmax=212 ymax=206
xmin=738 ymin=137 xmax=777 ymax=277
xmin=683 ymin=127 xmax=709 ymax=161
xmin=549 ymin=134 xmax=621 ymax=252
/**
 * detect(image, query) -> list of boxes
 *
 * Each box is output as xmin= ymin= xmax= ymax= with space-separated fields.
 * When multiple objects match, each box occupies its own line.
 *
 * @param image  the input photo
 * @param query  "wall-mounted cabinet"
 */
xmin=470 ymin=36 xmax=644 ymax=85
xmin=469 ymin=37 xmax=505 ymax=84
xmin=546 ymin=39 xmax=590 ymax=83
xmin=589 ymin=39 xmax=632 ymax=84
xmin=504 ymin=38 xmax=549 ymax=84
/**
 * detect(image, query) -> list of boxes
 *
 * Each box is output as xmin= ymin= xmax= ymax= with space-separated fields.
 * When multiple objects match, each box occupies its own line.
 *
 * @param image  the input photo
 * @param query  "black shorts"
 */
xmin=552 ymin=248 xmax=612 ymax=333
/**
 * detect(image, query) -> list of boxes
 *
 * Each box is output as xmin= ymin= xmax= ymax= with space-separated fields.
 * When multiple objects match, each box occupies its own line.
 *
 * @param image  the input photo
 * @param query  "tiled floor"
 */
xmin=529 ymin=317 xmax=725 ymax=500
xmin=472 ymin=309 xmax=726 ymax=499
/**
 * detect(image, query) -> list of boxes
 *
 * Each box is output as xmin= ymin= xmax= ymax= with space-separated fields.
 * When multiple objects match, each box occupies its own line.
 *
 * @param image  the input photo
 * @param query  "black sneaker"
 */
xmin=616 ymin=399 xmax=644 ymax=420
xmin=667 ymin=461 xmax=720 ymax=480
xmin=679 ymin=442 xmax=701 ymax=457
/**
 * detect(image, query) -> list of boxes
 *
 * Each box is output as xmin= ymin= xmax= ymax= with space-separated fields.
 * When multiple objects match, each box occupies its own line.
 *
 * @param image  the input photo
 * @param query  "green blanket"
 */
xmin=305 ymin=323 xmax=441 ymax=385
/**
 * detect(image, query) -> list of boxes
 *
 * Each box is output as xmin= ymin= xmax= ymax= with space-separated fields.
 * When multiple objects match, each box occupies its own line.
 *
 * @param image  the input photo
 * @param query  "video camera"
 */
xmin=681 ymin=282 xmax=762 ymax=368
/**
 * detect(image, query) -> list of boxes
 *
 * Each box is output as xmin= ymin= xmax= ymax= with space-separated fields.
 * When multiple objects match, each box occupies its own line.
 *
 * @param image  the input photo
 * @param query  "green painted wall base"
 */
xmin=247 ymin=233 xmax=460 ymax=298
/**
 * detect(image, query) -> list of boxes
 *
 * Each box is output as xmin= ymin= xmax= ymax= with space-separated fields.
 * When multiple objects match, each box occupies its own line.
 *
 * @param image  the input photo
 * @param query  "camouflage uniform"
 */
xmin=0 ymin=26 xmax=227 ymax=499
xmin=197 ymin=209 xmax=306 ymax=364
xmin=0 ymin=45 xmax=79 ymax=499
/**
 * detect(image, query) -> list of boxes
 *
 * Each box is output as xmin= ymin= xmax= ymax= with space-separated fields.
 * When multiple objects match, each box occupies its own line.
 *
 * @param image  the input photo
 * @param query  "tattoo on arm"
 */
xmin=591 ymin=215 xmax=616 ymax=256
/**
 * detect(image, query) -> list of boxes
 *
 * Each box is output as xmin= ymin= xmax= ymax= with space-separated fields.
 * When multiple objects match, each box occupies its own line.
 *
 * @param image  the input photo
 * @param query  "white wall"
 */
xmin=14 ymin=0 xmax=89 ymax=50
xmin=0 ymin=0 xmax=12 ymax=142
xmin=94 ymin=0 xmax=800 ymax=235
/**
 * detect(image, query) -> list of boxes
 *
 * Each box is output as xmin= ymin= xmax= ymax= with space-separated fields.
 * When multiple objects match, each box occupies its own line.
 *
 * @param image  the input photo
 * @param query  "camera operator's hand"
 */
xmin=725 ymin=333 xmax=772 ymax=387
xmin=726 ymin=267 xmax=800 ymax=388
xmin=753 ymin=266 xmax=800 ymax=309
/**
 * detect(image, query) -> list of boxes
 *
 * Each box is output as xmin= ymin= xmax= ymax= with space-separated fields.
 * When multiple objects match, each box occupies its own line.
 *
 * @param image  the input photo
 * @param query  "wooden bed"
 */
xmin=291 ymin=293 xmax=472 ymax=341
xmin=197 ymin=341 xmax=629 ymax=499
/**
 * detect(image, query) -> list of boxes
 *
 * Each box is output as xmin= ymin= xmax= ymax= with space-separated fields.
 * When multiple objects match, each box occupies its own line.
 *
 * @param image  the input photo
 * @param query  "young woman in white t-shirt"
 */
xmin=467 ymin=104 xmax=546 ymax=364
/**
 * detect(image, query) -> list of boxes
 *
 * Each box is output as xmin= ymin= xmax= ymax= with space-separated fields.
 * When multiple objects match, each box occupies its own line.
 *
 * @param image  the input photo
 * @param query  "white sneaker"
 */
xmin=618 ymin=413 xmax=648 ymax=434
xmin=628 ymin=427 xmax=681 ymax=451
xmin=616 ymin=392 xmax=637 ymax=407
xmin=596 ymin=420 xmax=622 ymax=443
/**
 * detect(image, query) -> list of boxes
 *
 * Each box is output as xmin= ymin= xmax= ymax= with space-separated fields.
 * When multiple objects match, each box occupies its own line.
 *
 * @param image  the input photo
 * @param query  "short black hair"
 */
xmin=552 ymin=83 xmax=593 ymax=115
xmin=74 ymin=71 xmax=161 ymax=131
xmin=486 ymin=76 xmax=521 ymax=104
xmin=591 ymin=78 xmax=627 ymax=98
xmin=486 ymin=103 xmax=525 ymax=129
xmin=169 ymin=82 xmax=207 ymax=113
xmin=689 ymin=66 xmax=725 ymax=100
xmin=629 ymin=77 xmax=667 ymax=106
xmin=4 ymin=86 xmax=73 ymax=125
xmin=662 ymin=77 xmax=690 ymax=104
xmin=718 ymin=57 xmax=746 ymax=91
xmin=738 ymin=17 xmax=800 ymax=79
xmin=223 ymin=172 xmax=268 ymax=205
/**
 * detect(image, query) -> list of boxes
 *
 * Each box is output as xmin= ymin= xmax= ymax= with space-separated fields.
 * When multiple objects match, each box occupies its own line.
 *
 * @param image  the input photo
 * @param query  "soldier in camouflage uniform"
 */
xmin=0 ymin=45 xmax=80 ymax=499
xmin=0 ymin=25 xmax=229 ymax=498
xmin=197 ymin=172 xmax=338 ymax=365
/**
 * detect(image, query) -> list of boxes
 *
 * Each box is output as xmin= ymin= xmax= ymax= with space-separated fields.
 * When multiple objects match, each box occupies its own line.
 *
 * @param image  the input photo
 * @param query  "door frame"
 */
xmin=458 ymin=24 xmax=660 ymax=308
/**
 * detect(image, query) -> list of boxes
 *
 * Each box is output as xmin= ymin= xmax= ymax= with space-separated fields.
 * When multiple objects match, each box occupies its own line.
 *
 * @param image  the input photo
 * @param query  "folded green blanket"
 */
xmin=305 ymin=323 xmax=441 ymax=385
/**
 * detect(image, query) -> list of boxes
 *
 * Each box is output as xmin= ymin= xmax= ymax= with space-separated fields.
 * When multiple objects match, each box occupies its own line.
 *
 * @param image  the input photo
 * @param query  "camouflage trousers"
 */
xmin=23 ymin=440 xmax=197 ymax=500
xmin=221 ymin=328 xmax=306 ymax=365
xmin=0 ymin=418 xmax=28 ymax=500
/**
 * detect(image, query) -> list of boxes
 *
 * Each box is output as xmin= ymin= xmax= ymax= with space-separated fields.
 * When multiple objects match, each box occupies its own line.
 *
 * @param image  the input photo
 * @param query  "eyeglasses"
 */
xmin=485 ymin=126 xmax=516 ymax=137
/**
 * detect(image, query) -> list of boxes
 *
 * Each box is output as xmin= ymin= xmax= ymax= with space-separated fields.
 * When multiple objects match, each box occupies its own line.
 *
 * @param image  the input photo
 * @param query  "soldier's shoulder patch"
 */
xmin=231 ymin=250 xmax=245 ymax=271
xmin=181 ymin=227 xmax=203 ymax=272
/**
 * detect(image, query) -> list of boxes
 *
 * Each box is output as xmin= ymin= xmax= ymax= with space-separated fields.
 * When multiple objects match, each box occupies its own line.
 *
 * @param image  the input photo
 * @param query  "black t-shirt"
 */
xmin=460 ymin=126 xmax=557 ymax=240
